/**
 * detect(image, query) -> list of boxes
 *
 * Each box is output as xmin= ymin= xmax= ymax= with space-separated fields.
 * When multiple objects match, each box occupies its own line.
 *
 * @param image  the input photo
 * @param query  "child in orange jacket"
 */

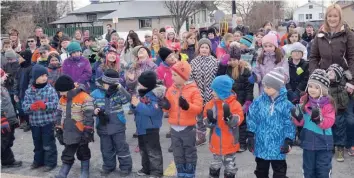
xmin=204 ymin=75 xmax=244 ymax=178
xmin=160 ymin=61 xmax=203 ymax=178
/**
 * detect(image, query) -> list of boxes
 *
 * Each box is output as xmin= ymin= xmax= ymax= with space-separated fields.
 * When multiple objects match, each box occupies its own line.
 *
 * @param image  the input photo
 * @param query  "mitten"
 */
xmin=221 ymin=54 xmax=230 ymax=66
xmin=179 ymin=96 xmax=189 ymax=110
xmin=1 ymin=117 xmax=11 ymax=134
xmin=291 ymin=107 xmax=303 ymax=122
xmin=280 ymin=138 xmax=293 ymax=154
xmin=158 ymin=97 xmax=171 ymax=110
xmin=207 ymin=109 xmax=217 ymax=125
xmin=81 ymin=128 xmax=94 ymax=144
xmin=310 ymin=107 xmax=321 ymax=124
xmin=223 ymin=104 xmax=232 ymax=122
xmin=36 ymin=100 xmax=46 ymax=110
xmin=30 ymin=103 xmax=40 ymax=111
xmin=55 ymin=127 xmax=64 ymax=145
xmin=247 ymin=131 xmax=255 ymax=153
xmin=242 ymin=101 xmax=252 ymax=114
xmin=248 ymin=72 xmax=257 ymax=84
xmin=89 ymin=54 xmax=96 ymax=63
xmin=97 ymin=109 xmax=110 ymax=126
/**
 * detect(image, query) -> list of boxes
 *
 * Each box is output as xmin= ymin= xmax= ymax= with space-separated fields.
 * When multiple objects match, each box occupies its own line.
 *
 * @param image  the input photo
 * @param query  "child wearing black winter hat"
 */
xmin=90 ymin=69 xmax=133 ymax=176
xmin=54 ymin=75 xmax=94 ymax=178
xmin=131 ymin=71 xmax=166 ymax=178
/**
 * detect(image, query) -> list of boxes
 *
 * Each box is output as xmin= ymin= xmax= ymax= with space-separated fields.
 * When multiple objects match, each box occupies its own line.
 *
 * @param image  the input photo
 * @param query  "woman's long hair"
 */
xmin=230 ymin=60 xmax=248 ymax=80
xmin=181 ymin=32 xmax=198 ymax=52
xmin=257 ymin=47 xmax=283 ymax=65
xmin=323 ymin=4 xmax=343 ymax=33
xmin=124 ymin=32 xmax=142 ymax=53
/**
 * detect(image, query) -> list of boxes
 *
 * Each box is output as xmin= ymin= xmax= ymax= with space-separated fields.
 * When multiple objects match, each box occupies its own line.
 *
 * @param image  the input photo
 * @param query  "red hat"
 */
xmin=171 ymin=61 xmax=191 ymax=81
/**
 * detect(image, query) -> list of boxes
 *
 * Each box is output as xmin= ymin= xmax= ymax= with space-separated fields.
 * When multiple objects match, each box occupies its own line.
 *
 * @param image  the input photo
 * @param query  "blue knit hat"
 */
xmin=67 ymin=42 xmax=82 ymax=55
xmin=211 ymin=75 xmax=234 ymax=100
xmin=240 ymin=35 xmax=254 ymax=48
xmin=32 ymin=64 xmax=48 ymax=82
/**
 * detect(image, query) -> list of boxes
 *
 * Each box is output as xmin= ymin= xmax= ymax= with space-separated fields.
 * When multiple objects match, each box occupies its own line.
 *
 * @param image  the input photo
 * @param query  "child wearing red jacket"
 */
xmin=204 ymin=75 xmax=244 ymax=178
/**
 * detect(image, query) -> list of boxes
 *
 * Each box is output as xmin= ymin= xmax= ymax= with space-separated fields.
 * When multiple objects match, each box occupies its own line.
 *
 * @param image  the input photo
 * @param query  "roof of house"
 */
xmin=50 ymin=15 xmax=91 ymax=24
xmin=99 ymin=1 xmax=172 ymax=20
xmin=69 ymin=1 xmax=125 ymax=14
xmin=296 ymin=1 xmax=326 ymax=10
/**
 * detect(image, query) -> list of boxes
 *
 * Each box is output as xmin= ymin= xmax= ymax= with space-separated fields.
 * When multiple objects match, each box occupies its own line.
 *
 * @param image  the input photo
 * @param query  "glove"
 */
xmin=310 ymin=107 xmax=321 ymax=125
xmin=35 ymin=100 xmax=46 ymax=110
xmin=179 ymin=96 xmax=189 ymax=110
xmin=248 ymin=72 xmax=257 ymax=84
xmin=81 ymin=128 xmax=94 ymax=144
xmin=97 ymin=109 xmax=110 ymax=126
xmin=291 ymin=107 xmax=303 ymax=122
xmin=280 ymin=138 xmax=293 ymax=154
xmin=207 ymin=109 xmax=217 ymax=125
xmin=89 ymin=54 xmax=96 ymax=63
xmin=158 ymin=97 xmax=171 ymax=110
xmin=242 ymin=101 xmax=252 ymax=114
xmin=30 ymin=103 xmax=40 ymax=111
xmin=1 ymin=117 xmax=11 ymax=134
xmin=223 ymin=104 xmax=232 ymax=122
xmin=247 ymin=131 xmax=255 ymax=153
xmin=55 ymin=127 xmax=64 ymax=145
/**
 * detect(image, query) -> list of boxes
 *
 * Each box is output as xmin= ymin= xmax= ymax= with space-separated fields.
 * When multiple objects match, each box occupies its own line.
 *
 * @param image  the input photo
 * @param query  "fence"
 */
xmin=43 ymin=26 xmax=104 ymax=38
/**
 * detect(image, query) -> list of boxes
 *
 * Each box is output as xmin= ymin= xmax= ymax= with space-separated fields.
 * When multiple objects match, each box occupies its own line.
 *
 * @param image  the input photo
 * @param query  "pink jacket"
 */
xmin=216 ymin=47 xmax=226 ymax=59
xmin=156 ymin=62 xmax=173 ymax=88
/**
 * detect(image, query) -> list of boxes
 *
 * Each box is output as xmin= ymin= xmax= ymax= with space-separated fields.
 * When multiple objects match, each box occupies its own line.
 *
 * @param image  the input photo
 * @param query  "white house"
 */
xmin=293 ymin=2 xmax=326 ymax=23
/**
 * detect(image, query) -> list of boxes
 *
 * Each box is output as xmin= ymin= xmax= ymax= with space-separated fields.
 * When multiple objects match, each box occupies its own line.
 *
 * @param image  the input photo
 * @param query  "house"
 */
xmin=293 ymin=2 xmax=326 ymax=23
xmin=51 ymin=0 xmax=217 ymax=37
xmin=338 ymin=2 xmax=354 ymax=28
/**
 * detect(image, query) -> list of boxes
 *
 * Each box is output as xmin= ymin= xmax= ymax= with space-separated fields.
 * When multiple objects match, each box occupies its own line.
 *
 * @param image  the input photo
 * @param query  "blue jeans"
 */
xmin=31 ymin=122 xmax=57 ymax=168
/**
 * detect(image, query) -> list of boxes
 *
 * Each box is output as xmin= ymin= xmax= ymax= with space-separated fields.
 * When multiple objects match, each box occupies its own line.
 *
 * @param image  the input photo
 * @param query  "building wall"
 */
xmin=293 ymin=3 xmax=325 ymax=22
xmin=102 ymin=17 xmax=173 ymax=33
xmin=342 ymin=5 xmax=354 ymax=28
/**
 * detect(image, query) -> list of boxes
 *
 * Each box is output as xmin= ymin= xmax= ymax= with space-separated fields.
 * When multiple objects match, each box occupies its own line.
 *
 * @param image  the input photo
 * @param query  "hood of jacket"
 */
xmin=150 ymin=84 xmax=166 ymax=100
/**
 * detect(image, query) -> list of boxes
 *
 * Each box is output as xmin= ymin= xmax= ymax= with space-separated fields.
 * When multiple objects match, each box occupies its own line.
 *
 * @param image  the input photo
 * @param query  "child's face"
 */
xmin=84 ymin=40 xmax=92 ymax=47
xmin=10 ymin=34 xmax=18 ymax=41
xmin=118 ymin=39 xmax=125 ymax=48
xmin=75 ymin=31 xmax=82 ymax=39
xmin=291 ymin=51 xmax=303 ymax=60
xmin=199 ymin=44 xmax=210 ymax=56
xmin=137 ymin=48 xmax=149 ymax=60
xmin=165 ymin=53 xmax=177 ymax=66
xmin=208 ymin=33 xmax=215 ymax=39
xmin=212 ymin=91 xmax=219 ymax=99
xmin=61 ymin=41 xmax=70 ymax=49
xmin=263 ymin=85 xmax=277 ymax=97
xmin=36 ymin=74 xmax=48 ymax=84
xmin=111 ymin=36 xmax=118 ymax=43
xmin=40 ymin=50 xmax=49 ymax=58
xmin=306 ymin=26 xmax=314 ymax=34
xmin=308 ymin=83 xmax=321 ymax=98
xmin=27 ymin=38 xmax=36 ymax=47
xmin=49 ymin=57 xmax=59 ymax=66
xmin=3 ymin=44 xmax=11 ymax=51
xmin=107 ymin=52 xmax=116 ymax=62
xmin=168 ymin=33 xmax=175 ymax=40
xmin=255 ymin=35 xmax=263 ymax=43
xmin=59 ymin=91 xmax=68 ymax=97
xmin=152 ymin=35 xmax=159 ymax=45
xmin=128 ymin=37 xmax=133 ymax=45
xmin=263 ymin=43 xmax=275 ymax=53
xmin=233 ymin=33 xmax=241 ymax=42
xmin=187 ymin=36 xmax=196 ymax=45
xmin=289 ymin=34 xmax=299 ymax=44
xmin=71 ymin=51 xmax=81 ymax=57
xmin=327 ymin=70 xmax=336 ymax=81
xmin=228 ymin=58 xmax=239 ymax=67
xmin=103 ymin=83 xmax=109 ymax=90
xmin=40 ymin=39 xmax=49 ymax=45
xmin=240 ymin=43 xmax=248 ymax=50
xmin=172 ymin=71 xmax=185 ymax=86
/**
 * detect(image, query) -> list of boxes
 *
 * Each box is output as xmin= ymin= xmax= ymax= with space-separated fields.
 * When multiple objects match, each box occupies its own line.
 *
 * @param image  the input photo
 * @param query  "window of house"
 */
xmin=202 ymin=10 xmax=207 ymax=23
xmin=139 ymin=19 xmax=152 ymax=29
xmin=306 ymin=14 xmax=312 ymax=20
xmin=319 ymin=13 xmax=324 ymax=19
xmin=87 ymin=14 xmax=97 ymax=22
xmin=299 ymin=14 xmax=304 ymax=22
xmin=309 ymin=5 xmax=313 ymax=9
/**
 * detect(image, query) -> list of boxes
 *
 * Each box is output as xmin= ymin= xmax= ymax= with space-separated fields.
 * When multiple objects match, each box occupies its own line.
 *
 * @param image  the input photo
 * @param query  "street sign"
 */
xmin=112 ymin=17 xmax=119 ymax=24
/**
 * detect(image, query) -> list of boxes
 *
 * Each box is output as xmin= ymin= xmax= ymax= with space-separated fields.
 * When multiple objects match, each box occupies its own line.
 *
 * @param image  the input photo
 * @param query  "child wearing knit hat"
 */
xmin=239 ymin=34 xmax=257 ymax=67
xmin=291 ymin=69 xmax=335 ymax=178
xmin=204 ymin=75 xmax=244 ymax=178
xmin=131 ymin=71 xmax=165 ymax=178
xmin=47 ymin=51 xmax=63 ymax=87
xmin=326 ymin=64 xmax=351 ymax=162
xmin=1 ymin=68 xmax=22 ymax=168
xmin=247 ymin=67 xmax=295 ymax=178
xmin=216 ymin=33 xmax=234 ymax=59
xmin=54 ymin=75 xmax=95 ymax=178
xmin=22 ymin=64 xmax=59 ymax=171
xmin=160 ymin=61 xmax=203 ymax=177
xmin=90 ymin=69 xmax=133 ymax=176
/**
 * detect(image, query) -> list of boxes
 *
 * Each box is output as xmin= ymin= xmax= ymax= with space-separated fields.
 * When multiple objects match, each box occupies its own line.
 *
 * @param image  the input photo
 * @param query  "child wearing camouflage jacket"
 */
xmin=54 ymin=75 xmax=94 ymax=178
xmin=91 ymin=69 xmax=133 ymax=176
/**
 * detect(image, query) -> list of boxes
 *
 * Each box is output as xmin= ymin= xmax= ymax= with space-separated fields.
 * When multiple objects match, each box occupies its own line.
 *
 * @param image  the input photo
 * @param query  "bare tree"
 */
xmin=235 ymin=0 xmax=254 ymax=25
xmin=57 ymin=0 xmax=73 ymax=18
xmin=284 ymin=0 xmax=299 ymax=20
xmin=164 ymin=0 xmax=201 ymax=34
xmin=5 ymin=14 xmax=36 ymax=42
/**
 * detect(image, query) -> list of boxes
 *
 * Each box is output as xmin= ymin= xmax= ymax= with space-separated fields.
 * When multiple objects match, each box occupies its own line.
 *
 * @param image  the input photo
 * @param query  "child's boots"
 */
xmin=335 ymin=146 xmax=345 ymax=162
xmin=224 ymin=172 xmax=236 ymax=178
xmin=185 ymin=163 xmax=196 ymax=178
xmin=176 ymin=164 xmax=186 ymax=178
xmin=209 ymin=168 xmax=220 ymax=178
xmin=80 ymin=160 xmax=90 ymax=178
xmin=55 ymin=163 xmax=72 ymax=178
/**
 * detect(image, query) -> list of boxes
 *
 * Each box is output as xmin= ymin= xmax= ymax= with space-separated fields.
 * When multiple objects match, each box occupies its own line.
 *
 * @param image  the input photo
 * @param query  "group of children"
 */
xmin=1 ymin=22 xmax=354 ymax=178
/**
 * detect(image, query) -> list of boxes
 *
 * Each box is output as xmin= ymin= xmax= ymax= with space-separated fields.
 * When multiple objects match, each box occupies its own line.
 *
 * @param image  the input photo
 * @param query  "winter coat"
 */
xmin=232 ymin=25 xmax=249 ymax=35
xmin=204 ymin=94 xmax=244 ymax=155
xmin=241 ymin=48 xmax=258 ymax=67
xmin=56 ymin=86 xmax=94 ymax=145
xmin=216 ymin=46 xmax=227 ymax=59
xmin=329 ymin=79 xmax=350 ymax=110
xmin=286 ymin=58 xmax=309 ymax=93
xmin=280 ymin=33 xmax=288 ymax=47
xmin=166 ymin=40 xmax=181 ymax=51
xmin=125 ymin=60 xmax=157 ymax=94
xmin=62 ymin=56 xmax=92 ymax=90
xmin=14 ymin=63 xmax=33 ymax=100
xmin=216 ymin=62 xmax=254 ymax=105
xmin=31 ymin=47 xmax=57 ymax=63
xmin=209 ymin=38 xmax=219 ymax=54
xmin=131 ymin=85 xmax=165 ymax=135
xmin=91 ymin=86 xmax=130 ymax=135
xmin=156 ymin=62 xmax=173 ymax=88
xmin=180 ymin=45 xmax=196 ymax=63
xmin=302 ymin=32 xmax=316 ymax=43
xmin=47 ymin=65 xmax=62 ymax=87
xmin=0 ymin=86 xmax=18 ymax=125
xmin=22 ymin=84 xmax=59 ymax=127
xmin=293 ymin=95 xmax=335 ymax=151
xmin=247 ymin=87 xmax=295 ymax=160
xmin=282 ymin=43 xmax=308 ymax=60
xmin=164 ymin=81 xmax=203 ymax=126
xmin=3 ymin=59 xmax=20 ymax=93
xmin=253 ymin=53 xmax=289 ymax=92
xmin=309 ymin=24 xmax=354 ymax=84
xmin=190 ymin=55 xmax=218 ymax=104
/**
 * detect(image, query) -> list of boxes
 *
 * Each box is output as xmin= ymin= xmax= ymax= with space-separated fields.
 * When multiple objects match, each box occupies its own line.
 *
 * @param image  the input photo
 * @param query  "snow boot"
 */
xmin=55 ymin=163 xmax=72 ymax=178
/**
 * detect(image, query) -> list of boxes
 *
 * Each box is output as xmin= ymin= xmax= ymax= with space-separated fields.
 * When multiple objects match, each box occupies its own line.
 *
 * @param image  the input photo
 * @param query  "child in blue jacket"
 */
xmin=247 ymin=67 xmax=295 ymax=178
xmin=131 ymin=71 xmax=165 ymax=178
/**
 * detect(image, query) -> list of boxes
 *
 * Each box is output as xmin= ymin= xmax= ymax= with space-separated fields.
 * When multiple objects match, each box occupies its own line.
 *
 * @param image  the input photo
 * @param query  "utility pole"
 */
xmin=232 ymin=0 xmax=236 ymax=29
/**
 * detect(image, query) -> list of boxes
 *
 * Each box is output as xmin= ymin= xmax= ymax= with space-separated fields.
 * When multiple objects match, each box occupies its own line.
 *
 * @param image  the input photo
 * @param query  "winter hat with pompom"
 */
xmin=326 ymin=64 xmax=343 ymax=83
xmin=307 ymin=69 xmax=330 ymax=96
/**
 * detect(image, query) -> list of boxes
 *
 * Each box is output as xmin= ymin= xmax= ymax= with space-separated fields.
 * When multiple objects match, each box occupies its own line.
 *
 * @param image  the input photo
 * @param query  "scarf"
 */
xmin=308 ymin=96 xmax=330 ymax=108
xmin=33 ymin=82 xmax=47 ymax=89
